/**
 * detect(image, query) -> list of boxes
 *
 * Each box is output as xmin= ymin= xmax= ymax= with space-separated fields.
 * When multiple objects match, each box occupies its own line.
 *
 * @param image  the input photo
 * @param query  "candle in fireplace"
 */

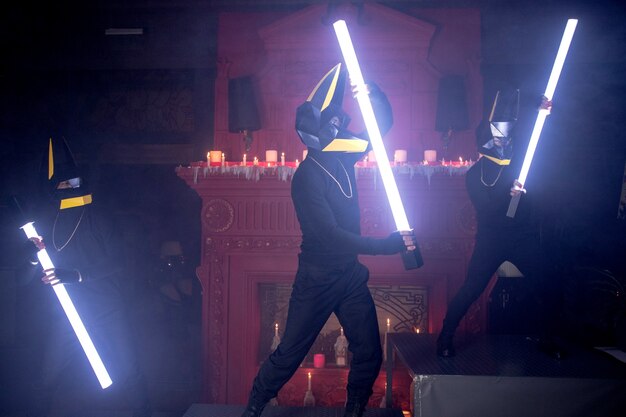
xmin=271 ymin=322 xmax=280 ymax=352
xmin=303 ymin=371 xmax=315 ymax=406
xmin=334 ymin=327 xmax=348 ymax=367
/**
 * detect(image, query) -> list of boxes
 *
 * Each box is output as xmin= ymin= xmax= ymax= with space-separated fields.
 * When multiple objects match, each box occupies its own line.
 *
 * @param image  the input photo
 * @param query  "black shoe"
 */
xmin=241 ymin=402 xmax=266 ymax=417
xmin=537 ymin=338 xmax=566 ymax=360
xmin=436 ymin=333 xmax=456 ymax=357
xmin=343 ymin=401 xmax=366 ymax=417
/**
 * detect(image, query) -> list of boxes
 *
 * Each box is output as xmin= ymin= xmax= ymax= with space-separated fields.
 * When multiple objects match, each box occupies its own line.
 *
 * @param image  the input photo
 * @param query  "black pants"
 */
xmin=249 ymin=257 xmax=382 ymax=403
xmin=30 ymin=306 xmax=150 ymax=417
xmin=441 ymin=230 xmax=547 ymax=336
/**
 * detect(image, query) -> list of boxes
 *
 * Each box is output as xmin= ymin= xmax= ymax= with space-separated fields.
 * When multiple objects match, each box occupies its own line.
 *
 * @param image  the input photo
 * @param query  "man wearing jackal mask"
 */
xmin=436 ymin=88 xmax=563 ymax=359
xmin=241 ymin=64 xmax=418 ymax=417
xmin=23 ymin=137 xmax=151 ymax=417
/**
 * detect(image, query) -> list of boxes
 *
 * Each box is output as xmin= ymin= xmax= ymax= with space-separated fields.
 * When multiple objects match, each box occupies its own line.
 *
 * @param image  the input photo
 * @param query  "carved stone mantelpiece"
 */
xmin=176 ymin=167 xmax=477 ymax=404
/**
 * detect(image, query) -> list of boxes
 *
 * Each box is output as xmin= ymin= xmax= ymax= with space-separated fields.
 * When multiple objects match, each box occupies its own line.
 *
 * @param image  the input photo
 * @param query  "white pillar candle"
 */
xmin=424 ymin=149 xmax=437 ymax=163
xmin=209 ymin=150 xmax=222 ymax=163
xmin=266 ymin=150 xmax=278 ymax=163
xmin=394 ymin=149 xmax=407 ymax=163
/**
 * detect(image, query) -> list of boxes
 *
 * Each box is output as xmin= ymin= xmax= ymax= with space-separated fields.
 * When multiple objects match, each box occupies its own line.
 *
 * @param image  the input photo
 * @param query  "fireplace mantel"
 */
xmin=176 ymin=166 xmax=481 ymax=406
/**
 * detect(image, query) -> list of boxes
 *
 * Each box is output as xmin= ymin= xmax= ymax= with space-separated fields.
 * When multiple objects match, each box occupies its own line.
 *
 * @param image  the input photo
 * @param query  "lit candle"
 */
xmin=275 ymin=323 xmax=279 ymax=337
xmin=253 ymin=156 xmax=258 ymax=166
xmin=340 ymin=327 xmax=344 ymax=336
xmin=221 ymin=152 xmax=225 ymax=166
xmin=386 ymin=318 xmax=390 ymax=333
xmin=281 ymin=152 xmax=285 ymax=166
xmin=394 ymin=149 xmax=407 ymax=164
xmin=206 ymin=152 xmax=210 ymax=164
xmin=459 ymin=157 xmax=463 ymax=165
xmin=424 ymin=149 xmax=437 ymax=163
xmin=209 ymin=150 xmax=222 ymax=164
xmin=242 ymin=153 xmax=247 ymax=166
xmin=266 ymin=150 xmax=278 ymax=163
xmin=307 ymin=372 xmax=312 ymax=391
xmin=295 ymin=159 xmax=299 ymax=167
xmin=415 ymin=327 xmax=420 ymax=334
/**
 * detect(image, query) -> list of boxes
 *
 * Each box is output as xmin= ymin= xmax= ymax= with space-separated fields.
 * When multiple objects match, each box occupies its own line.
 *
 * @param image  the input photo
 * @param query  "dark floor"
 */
xmin=0 ymin=276 xmax=202 ymax=417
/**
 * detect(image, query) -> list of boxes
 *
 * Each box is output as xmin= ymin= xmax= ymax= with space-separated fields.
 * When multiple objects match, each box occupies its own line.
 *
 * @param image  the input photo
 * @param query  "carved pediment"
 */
xmin=259 ymin=3 xmax=435 ymax=51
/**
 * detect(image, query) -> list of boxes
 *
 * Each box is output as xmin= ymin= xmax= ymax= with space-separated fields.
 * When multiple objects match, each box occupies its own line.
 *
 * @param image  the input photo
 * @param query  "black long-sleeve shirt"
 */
xmin=466 ymin=156 xmax=537 ymax=236
xmin=292 ymin=85 xmax=398 ymax=265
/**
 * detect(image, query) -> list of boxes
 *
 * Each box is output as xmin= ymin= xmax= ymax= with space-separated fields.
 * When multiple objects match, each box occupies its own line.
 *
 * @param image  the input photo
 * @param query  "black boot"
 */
xmin=240 ymin=402 xmax=266 ymax=417
xmin=436 ymin=331 xmax=456 ymax=358
xmin=344 ymin=400 xmax=367 ymax=417
xmin=536 ymin=337 xmax=566 ymax=360
xmin=344 ymin=392 xmax=368 ymax=417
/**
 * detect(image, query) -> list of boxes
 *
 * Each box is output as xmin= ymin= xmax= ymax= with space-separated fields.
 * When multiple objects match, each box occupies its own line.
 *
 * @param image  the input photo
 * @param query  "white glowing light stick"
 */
xmin=333 ymin=20 xmax=422 ymax=269
xmin=20 ymin=222 xmax=113 ymax=389
xmin=507 ymin=19 xmax=578 ymax=218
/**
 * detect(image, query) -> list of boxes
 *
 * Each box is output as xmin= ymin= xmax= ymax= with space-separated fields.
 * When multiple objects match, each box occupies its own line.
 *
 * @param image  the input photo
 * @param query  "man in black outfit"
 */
xmin=24 ymin=137 xmax=151 ymax=417
xmin=241 ymin=64 xmax=420 ymax=417
xmin=436 ymin=88 xmax=559 ymax=359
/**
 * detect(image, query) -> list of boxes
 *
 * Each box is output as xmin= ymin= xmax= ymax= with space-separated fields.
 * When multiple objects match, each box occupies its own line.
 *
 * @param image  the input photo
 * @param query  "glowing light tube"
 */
xmin=334 ymin=20 xmax=422 ymax=269
xmin=507 ymin=19 xmax=578 ymax=218
xmin=20 ymin=222 xmax=113 ymax=389
xmin=333 ymin=20 xmax=410 ymax=231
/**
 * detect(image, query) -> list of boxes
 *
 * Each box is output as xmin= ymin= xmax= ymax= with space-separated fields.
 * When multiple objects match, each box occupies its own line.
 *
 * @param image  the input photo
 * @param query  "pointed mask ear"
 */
xmin=306 ymin=63 xmax=346 ymax=112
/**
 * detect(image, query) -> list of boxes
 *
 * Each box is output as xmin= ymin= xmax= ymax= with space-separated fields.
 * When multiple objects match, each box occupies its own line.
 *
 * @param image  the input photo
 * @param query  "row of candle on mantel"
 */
xmin=208 ymin=148 xmax=471 ymax=167
xmin=207 ymin=150 xmax=294 ymax=167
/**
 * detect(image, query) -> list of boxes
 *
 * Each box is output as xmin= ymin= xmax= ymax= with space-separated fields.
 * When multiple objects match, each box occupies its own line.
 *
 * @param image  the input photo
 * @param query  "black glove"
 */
xmin=371 ymin=231 xmax=407 ymax=255
xmin=22 ymin=240 xmax=40 ymax=266
xmin=42 ymin=268 xmax=83 ymax=286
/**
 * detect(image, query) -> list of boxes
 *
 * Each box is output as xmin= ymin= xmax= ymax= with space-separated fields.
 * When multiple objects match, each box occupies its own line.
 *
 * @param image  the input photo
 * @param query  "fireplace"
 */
xmin=176 ymin=166 xmax=478 ymax=406
xmin=258 ymin=283 xmax=429 ymax=364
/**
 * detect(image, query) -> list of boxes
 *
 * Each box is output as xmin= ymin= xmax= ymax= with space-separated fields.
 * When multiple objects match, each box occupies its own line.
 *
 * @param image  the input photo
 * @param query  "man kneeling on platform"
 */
xmin=436 ymin=88 xmax=563 ymax=360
